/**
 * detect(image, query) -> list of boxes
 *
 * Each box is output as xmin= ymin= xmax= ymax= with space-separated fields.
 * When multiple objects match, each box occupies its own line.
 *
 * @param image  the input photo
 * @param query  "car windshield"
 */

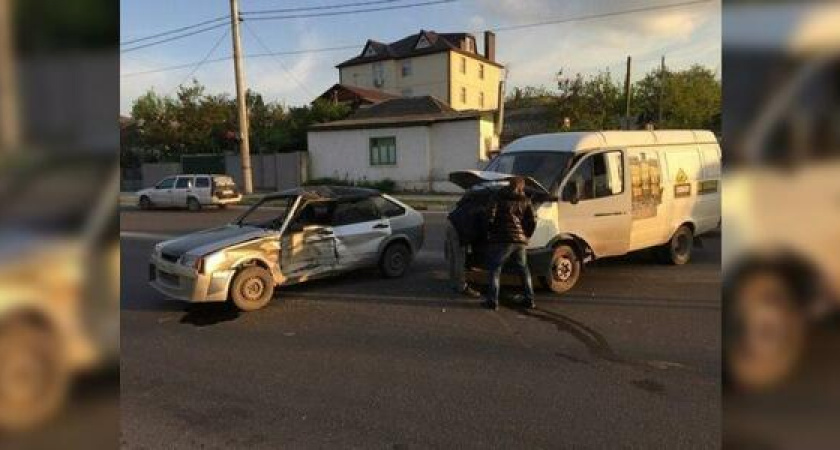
xmin=235 ymin=196 xmax=295 ymax=229
xmin=484 ymin=151 xmax=574 ymax=190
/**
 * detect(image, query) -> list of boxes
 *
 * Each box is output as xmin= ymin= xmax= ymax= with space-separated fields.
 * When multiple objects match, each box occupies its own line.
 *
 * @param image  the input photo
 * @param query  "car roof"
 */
xmin=263 ymin=185 xmax=380 ymax=201
xmin=502 ymin=130 xmax=718 ymax=154
xmin=172 ymin=174 xmax=231 ymax=177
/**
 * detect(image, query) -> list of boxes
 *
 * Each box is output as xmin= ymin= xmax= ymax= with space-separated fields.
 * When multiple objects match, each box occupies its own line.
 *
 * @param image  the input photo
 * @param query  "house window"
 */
xmin=372 ymin=62 xmax=385 ymax=87
xmin=401 ymin=60 xmax=412 ymax=77
xmin=363 ymin=45 xmax=377 ymax=57
xmin=479 ymin=92 xmax=485 ymax=109
xmin=370 ymin=137 xmax=397 ymax=166
xmin=478 ymin=63 xmax=484 ymax=79
xmin=460 ymin=87 xmax=467 ymax=104
xmin=459 ymin=57 xmax=466 ymax=74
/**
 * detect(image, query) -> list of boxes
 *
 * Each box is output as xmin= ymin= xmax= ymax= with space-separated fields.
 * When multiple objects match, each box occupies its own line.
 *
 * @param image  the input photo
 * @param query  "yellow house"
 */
xmin=337 ymin=30 xmax=504 ymax=111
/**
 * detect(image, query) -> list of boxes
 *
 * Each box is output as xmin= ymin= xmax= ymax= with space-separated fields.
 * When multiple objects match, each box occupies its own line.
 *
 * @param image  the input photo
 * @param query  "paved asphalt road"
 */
xmin=121 ymin=207 xmax=721 ymax=449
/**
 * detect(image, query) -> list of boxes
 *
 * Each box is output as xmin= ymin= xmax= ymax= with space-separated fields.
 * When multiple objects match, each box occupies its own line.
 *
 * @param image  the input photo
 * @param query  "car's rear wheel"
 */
xmin=230 ymin=266 xmax=274 ymax=312
xmin=380 ymin=242 xmax=411 ymax=278
xmin=139 ymin=195 xmax=152 ymax=210
xmin=659 ymin=225 xmax=693 ymax=265
xmin=187 ymin=197 xmax=201 ymax=212
xmin=0 ymin=318 xmax=69 ymax=431
xmin=724 ymin=267 xmax=806 ymax=392
xmin=540 ymin=243 xmax=580 ymax=294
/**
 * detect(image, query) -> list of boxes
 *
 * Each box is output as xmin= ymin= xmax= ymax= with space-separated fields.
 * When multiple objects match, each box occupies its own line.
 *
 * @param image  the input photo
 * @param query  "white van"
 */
xmin=136 ymin=174 xmax=242 ymax=211
xmin=449 ymin=130 xmax=721 ymax=293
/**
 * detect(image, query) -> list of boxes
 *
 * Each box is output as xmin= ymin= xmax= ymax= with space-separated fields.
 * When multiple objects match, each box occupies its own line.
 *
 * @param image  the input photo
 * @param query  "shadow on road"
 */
xmin=179 ymin=303 xmax=240 ymax=327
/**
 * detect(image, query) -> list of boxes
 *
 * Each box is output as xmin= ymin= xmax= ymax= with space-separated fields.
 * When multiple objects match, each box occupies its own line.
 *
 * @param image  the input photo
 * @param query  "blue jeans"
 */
xmin=486 ymin=243 xmax=534 ymax=304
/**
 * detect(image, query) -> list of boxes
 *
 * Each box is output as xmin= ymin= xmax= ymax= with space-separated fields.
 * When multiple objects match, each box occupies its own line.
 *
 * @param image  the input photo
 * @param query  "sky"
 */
xmin=120 ymin=0 xmax=721 ymax=115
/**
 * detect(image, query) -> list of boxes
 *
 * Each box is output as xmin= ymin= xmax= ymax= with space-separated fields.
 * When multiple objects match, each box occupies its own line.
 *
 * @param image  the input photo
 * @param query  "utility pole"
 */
xmin=623 ymin=55 xmax=632 ymax=130
xmin=229 ymin=0 xmax=253 ymax=194
xmin=0 ymin=0 xmax=20 ymax=152
xmin=658 ymin=55 xmax=665 ymax=125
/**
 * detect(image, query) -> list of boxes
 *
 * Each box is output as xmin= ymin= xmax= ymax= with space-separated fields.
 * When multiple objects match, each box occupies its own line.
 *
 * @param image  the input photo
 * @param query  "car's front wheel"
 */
xmin=380 ymin=242 xmax=411 ymax=278
xmin=230 ymin=266 xmax=275 ymax=311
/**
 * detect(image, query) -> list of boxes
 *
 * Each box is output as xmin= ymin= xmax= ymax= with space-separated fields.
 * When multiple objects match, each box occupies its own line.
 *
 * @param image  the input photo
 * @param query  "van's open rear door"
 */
xmin=448 ymin=170 xmax=554 ymax=200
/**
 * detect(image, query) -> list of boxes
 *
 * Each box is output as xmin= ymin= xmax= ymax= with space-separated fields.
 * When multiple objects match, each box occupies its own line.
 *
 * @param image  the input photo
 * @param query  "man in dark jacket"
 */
xmin=446 ymin=192 xmax=487 ymax=298
xmin=483 ymin=177 xmax=537 ymax=310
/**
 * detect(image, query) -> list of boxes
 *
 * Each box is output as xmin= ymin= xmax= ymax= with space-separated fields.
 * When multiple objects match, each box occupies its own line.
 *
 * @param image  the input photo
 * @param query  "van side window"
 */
xmin=195 ymin=177 xmax=210 ymax=188
xmin=566 ymin=151 xmax=623 ymax=201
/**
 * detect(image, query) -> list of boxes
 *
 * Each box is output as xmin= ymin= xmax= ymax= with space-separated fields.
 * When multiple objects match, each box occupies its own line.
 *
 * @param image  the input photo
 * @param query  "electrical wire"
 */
xmin=121 ymin=15 xmax=229 ymax=46
xmin=243 ymin=22 xmax=315 ymax=97
xmin=121 ymin=22 xmax=229 ymax=54
xmin=245 ymin=0 xmax=456 ymax=21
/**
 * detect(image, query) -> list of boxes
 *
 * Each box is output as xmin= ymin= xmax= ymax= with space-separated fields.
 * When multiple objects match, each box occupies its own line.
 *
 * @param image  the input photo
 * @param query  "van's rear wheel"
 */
xmin=660 ymin=225 xmax=693 ymax=265
xmin=541 ymin=244 xmax=580 ymax=294
xmin=230 ymin=266 xmax=274 ymax=312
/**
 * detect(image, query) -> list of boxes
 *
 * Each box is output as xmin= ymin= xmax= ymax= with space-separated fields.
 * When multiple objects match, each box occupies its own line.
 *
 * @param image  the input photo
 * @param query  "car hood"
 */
xmin=159 ymin=225 xmax=271 ymax=258
xmin=448 ymin=170 xmax=550 ymax=195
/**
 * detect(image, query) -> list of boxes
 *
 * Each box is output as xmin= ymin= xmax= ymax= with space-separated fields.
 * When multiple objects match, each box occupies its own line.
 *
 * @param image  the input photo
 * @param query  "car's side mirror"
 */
xmin=563 ymin=182 xmax=580 ymax=205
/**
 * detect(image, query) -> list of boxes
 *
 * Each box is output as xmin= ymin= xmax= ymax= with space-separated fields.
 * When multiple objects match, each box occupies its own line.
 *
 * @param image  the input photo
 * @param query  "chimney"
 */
xmin=484 ymin=31 xmax=496 ymax=61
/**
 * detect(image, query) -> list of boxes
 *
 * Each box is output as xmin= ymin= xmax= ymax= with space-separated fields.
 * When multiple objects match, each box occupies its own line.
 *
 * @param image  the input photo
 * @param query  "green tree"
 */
xmin=633 ymin=65 xmax=721 ymax=131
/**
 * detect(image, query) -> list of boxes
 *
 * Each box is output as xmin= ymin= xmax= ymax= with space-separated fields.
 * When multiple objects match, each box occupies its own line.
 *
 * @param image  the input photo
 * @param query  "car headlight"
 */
xmin=180 ymin=252 xmax=226 ymax=274
xmin=179 ymin=254 xmax=201 ymax=269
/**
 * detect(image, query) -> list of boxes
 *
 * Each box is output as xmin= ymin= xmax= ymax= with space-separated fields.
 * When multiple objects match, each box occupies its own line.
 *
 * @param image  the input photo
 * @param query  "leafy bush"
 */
xmin=304 ymin=177 xmax=397 ymax=194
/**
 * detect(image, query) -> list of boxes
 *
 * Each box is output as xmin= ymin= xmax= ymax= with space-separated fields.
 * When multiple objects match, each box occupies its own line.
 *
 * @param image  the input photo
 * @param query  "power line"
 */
xmin=121 ymin=16 xmax=228 ymax=46
xmin=242 ymin=0 xmax=409 ymax=15
xmin=120 ymin=44 xmax=362 ymax=78
xmin=121 ymin=22 xmax=229 ymax=54
xmin=490 ymin=0 xmax=711 ymax=32
xmin=171 ymin=29 xmax=231 ymax=93
xmin=245 ymin=0 xmax=456 ymax=21
xmin=121 ymin=0 xmax=711 ymax=76
xmin=243 ymin=22 xmax=315 ymax=97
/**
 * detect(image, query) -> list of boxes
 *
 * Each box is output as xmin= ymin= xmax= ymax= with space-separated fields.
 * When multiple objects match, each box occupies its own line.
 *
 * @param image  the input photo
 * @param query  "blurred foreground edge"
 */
xmin=723 ymin=1 xmax=840 ymax=449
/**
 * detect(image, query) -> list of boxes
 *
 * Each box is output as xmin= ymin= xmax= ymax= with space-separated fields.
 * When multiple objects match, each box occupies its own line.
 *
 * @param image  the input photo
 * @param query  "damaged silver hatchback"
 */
xmin=149 ymin=186 xmax=424 ymax=311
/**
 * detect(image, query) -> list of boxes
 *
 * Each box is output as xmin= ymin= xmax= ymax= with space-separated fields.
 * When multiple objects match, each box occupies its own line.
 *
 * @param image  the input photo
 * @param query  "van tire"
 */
xmin=139 ymin=196 xmax=152 ymax=210
xmin=660 ymin=225 xmax=693 ymax=265
xmin=187 ymin=197 xmax=201 ymax=212
xmin=230 ymin=266 xmax=274 ymax=312
xmin=0 ymin=318 xmax=69 ymax=431
xmin=380 ymin=242 xmax=411 ymax=278
xmin=541 ymin=244 xmax=580 ymax=294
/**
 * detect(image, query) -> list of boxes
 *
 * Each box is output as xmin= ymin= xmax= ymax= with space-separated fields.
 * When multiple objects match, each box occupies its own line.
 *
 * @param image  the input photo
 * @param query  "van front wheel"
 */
xmin=541 ymin=244 xmax=580 ymax=294
xmin=660 ymin=225 xmax=693 ymax=265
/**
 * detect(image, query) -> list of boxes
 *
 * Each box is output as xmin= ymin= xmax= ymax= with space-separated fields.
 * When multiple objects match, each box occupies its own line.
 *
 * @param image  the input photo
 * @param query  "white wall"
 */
xmin=308 ymin=118 xmax=485 ymax=192
xmin=308 ymin=126 xmax=432 ymax=190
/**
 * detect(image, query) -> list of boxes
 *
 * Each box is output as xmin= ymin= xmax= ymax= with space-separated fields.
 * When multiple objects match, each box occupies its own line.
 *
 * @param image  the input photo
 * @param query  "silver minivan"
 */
xmin=149 ymin=186 xmax=425 ymax=311
xmin=136 ymin=174 xmax=242 ymax=211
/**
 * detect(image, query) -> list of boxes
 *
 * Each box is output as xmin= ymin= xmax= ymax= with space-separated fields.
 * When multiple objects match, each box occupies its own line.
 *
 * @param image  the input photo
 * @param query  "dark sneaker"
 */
xmin=511 ymin=294 xmax=536 ymax=309
xmin=480 ymin=299 xmax=499 ymax=311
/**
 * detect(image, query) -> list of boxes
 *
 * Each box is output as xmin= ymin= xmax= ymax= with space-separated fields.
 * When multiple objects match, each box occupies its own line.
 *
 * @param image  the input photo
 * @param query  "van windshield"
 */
xmin=484 ymin=151 xmax=574 ymax=189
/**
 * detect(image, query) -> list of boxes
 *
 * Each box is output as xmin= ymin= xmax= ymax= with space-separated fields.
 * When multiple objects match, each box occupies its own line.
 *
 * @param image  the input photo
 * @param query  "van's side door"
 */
xmin=332 ymin=197 xmax=391 ymax=269
xmin=558 ymin=150 xmax=631 ymax=257
xmin=172 ymin=176 xmax=193 ymax=207
xmin=626 ymin=148 xmax=668 ymax=250
xmin=151 ymin=177 xmax=176 ymax=206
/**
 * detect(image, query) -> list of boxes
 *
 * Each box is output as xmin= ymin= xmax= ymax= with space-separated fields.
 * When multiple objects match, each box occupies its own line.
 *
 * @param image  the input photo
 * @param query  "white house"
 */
xmin=307 ymin=97 xmax=498 ymax=192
